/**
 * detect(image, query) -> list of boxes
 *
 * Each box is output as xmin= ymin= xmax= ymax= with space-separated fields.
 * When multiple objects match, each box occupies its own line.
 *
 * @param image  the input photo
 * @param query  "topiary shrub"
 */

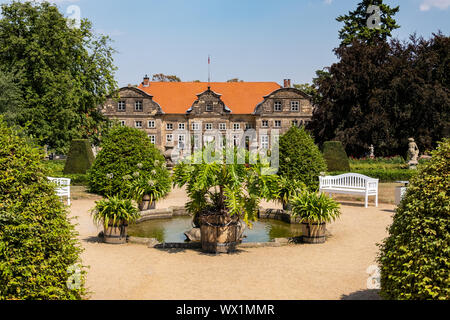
xmin=88 ymin=125 xmax=170 ymax=197
xmin=322 ymin=141 xmax=350 ymax=171
xmin=378 ymin=139 xmax=450 ymax=300
xmin=0 ymin=117 xmax=85 ymax=300
xmin=278 ymin=126 xmax=327 ymax=191
xmin=63 ymin=139 xmax=95 ymax=174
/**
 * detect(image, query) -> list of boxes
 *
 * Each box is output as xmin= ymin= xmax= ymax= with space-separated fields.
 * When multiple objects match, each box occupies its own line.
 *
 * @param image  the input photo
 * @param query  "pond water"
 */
xmin=128 ymin=216 xmax=302 ymax=243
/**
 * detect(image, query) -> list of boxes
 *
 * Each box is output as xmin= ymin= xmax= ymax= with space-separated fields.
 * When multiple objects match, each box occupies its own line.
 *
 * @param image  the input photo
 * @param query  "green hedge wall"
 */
xmin=63 ymin=139 xmax=95 ymax=174
xmin=322 ymin=141 xmax=350 ymax=171
xmin=378 ymin=139 xmax=450 ymax=300
xmin=0 ymin=117 xmax=85 ymax=299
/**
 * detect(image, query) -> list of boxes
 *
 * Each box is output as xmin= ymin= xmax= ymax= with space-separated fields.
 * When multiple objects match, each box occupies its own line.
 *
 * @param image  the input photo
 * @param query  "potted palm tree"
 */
xmin=290 ymin=190 xmax=341 ymax=244
xmin=173 ymin=146 xmax=279 ymax=253
xmin=91 ymin=196 xmax=141 ymax=244
xmin=277 ymin=176 xmax=305 ymax=211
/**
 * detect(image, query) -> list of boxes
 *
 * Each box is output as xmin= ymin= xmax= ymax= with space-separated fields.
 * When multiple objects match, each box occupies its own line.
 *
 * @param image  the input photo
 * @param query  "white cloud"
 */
xmin=420 ymin=0 xmax=450 ymax=11
xmin=324 ymin=0 xmax=333 ymax=4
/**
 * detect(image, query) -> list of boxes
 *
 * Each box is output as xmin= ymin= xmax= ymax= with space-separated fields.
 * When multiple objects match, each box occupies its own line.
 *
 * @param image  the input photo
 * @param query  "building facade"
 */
xmin=101 ymin=76 xmax=314 ymax=156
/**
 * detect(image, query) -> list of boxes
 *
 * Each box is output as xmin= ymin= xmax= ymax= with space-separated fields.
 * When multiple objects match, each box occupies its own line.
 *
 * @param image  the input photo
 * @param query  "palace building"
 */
xmin=101 ymin=76 xmax=314 ymax=156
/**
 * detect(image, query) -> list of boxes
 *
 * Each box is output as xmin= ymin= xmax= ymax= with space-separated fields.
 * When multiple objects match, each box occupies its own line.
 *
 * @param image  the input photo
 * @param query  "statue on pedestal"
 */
xmin=369 ymin=145 xmax=375 ymax=159
xmin=407 ymin=138 xmax=420 ymax=169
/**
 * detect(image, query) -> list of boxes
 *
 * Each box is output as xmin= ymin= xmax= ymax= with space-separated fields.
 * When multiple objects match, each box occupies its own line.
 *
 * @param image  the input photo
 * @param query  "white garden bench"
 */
xmin=319 ymin=173 xmax=379 ymax=208
xmin=47 ymin=177 xmax=71 ymax=206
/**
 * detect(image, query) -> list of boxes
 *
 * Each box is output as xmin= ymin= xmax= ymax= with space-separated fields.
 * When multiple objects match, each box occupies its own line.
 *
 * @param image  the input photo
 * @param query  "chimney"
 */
xmin=142 ymin=74 xmax=150 ymax=87
xmin=283 ymin=79 xmax=291 ymax=88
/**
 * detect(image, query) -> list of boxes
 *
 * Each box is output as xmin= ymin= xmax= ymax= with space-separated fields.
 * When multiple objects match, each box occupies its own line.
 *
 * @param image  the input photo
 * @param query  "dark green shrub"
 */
xmin=63 ymin=139 xmax=95 ymax=174
xmin=279 ymin=126 xmax=327 ymax=190
xmin=88 ymin=125 xmax=170 ymax=197
xmin=329 ymin=169 xmax=416 ymax=182
xmin=378 ymin=139 xmax=450 ymax=300
xmin=322 ymin=141 xmax=350 ymax=171
xmin=0 ymin=117 xmax=85 ymax=300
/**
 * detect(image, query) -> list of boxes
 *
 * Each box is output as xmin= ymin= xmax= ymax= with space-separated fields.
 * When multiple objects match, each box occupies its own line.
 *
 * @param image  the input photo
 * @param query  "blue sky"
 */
xmin=2 ymin=0 xmax=450 ymax=86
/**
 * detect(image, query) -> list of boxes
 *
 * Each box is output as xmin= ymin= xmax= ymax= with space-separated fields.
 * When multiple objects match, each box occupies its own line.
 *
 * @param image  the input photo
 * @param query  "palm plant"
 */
xmin=277 ymin=176 xmax=306 ymax=210
xmin=173 ymin=145 xmax=279 ymax=226
xmin=290 ymin=190 xmax=341 ymax=224
xmin=91 ymin=196 xmax=140 ymax=228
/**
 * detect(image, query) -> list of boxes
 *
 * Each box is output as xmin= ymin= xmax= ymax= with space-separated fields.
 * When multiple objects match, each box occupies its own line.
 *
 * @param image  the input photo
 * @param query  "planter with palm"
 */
xmin=290 ymin=190 xmax=341 ymax=244
xmin=91 ymin=196 xmax=141 ymax=244
xmin=173 ymin=146 xmax=279 ymax=253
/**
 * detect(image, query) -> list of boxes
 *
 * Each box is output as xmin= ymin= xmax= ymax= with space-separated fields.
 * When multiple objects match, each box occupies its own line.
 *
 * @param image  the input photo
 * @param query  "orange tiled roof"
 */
xmin=137 ymin=82 xmax=281 ymax=114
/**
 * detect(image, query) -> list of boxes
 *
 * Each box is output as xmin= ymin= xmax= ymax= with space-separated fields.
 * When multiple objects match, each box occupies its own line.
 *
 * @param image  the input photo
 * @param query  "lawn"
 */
xmin=42 ymin=160 xmax=89 ymax=186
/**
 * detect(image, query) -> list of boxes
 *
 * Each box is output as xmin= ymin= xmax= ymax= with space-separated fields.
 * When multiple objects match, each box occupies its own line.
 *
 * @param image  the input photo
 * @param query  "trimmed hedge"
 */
xmin=63 ymin=139 xmax=95 ymax=174
xmin=0 ymin=117 xmax=85 ymax=299
xmin=279 ymin=126 xmax=327 ymax=190
xmin=88 ymin=125 xmax=170 ymax=197
xmin=378 ymin=139 xmax=450 ymax=300
xmin=329 ymin=169 xmax=416 ymax=182
xmin=322 ymin=141 xmax=350 ymax=171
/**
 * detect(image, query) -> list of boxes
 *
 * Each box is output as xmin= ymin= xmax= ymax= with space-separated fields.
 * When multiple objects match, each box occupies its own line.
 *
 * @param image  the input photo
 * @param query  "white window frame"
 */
xmin=219 ymin=123 xmax=227 ymax=131
xmin=178 ymin=134 xmax=186 ymax=149
xmin=291 ymin=101 xmax=300 ymax=112
xmin=261 ymin=120 xmax=269 ymax=128
xmin=166 ymin=123 xmax=174 ymax=130
xmin=274 ymin=101 xmax=282 ymax=112
xmin=148 ymin=134 xmax=156 ymax=144
xmin=135 ymin=101 xmax=143 ymax=112
xmin=233 ymin=123 xmax=241 ymax=131
xmin=245 ymin=123 xmax=254 ymax=130
xmin=205 ymin=123 xmax=213 ymax=131
xmin=192 ymin=122 xmax=200 ymax=131
xmin=178 ymin=123 xmax=186 ymax=130
xmin=233 ymin=135 xmax=240 ymax=147
xmin=135 ymin=121 xmax=143 ymax=128
xmin=148 ymin=120 xmax=155 ymax=129
xmin=274 ymin=120 xmax=282 ymax=128
xmin=119 ymin=120 xmax=126 ymax=127
xmin=292 ymin=120 xmax=298 ymax=127
xmin=118 ymin=101 xmax=126 ymax=111
xmin=166 ymin=134 xmax=173 ymax=143
xmin=261 ymin=135 xmax=269 ymax=149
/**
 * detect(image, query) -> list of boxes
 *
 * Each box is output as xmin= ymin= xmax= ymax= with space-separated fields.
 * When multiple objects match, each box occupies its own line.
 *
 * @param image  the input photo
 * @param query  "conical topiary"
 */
xmin=63 ymin=139 xmax=95 ymax=174
xmin=322 ymin=141 xmax=350 ymax=172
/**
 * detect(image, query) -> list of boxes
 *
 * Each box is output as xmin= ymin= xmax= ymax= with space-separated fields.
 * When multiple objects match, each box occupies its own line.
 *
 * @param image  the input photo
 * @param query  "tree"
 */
xmin=88 ymin=125 xmax=169 ymax=197
xmin=378 ymin=139 xmax=450 ymax=300
xmin=152 ymin=74 xmax=181 ymax=82
xmin=0 ymin=70 xmax=23 ymax=126
xmin=336 ymin=0 xmax=400 ymax=46
xmin=0 ymin=116 xmax=85 ymax=299
xmin=308 ymin=34 xmax=450 ymax=157
xmin=227 ymin=78 xmax=244 ymax=82
xmin=278 ymin=126 xmax=327 ymax=191
xmin=0 ymin=1 xmax=117 ymax=153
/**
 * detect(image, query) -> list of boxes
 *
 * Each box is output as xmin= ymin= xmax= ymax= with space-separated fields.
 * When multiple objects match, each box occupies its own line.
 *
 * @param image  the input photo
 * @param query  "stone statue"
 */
xmin=164 ymin=146 xmax=175 ymax=169
xmin=407 ymin=138 xmax=420 ymax=168
xmin=369 ymin=145 xmax=375 ymax=159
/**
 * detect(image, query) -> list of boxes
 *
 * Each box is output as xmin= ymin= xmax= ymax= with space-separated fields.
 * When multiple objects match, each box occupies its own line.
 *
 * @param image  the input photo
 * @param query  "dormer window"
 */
xmin=135 ymin=101 xmax=143 ymax=112
xmin=118 ymin=101 xmax=126 ymax=111
xmin=206 ymin=103 xmax=213 ymax=112
xmin=274 ymin=101 xmax=282 ymax=112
